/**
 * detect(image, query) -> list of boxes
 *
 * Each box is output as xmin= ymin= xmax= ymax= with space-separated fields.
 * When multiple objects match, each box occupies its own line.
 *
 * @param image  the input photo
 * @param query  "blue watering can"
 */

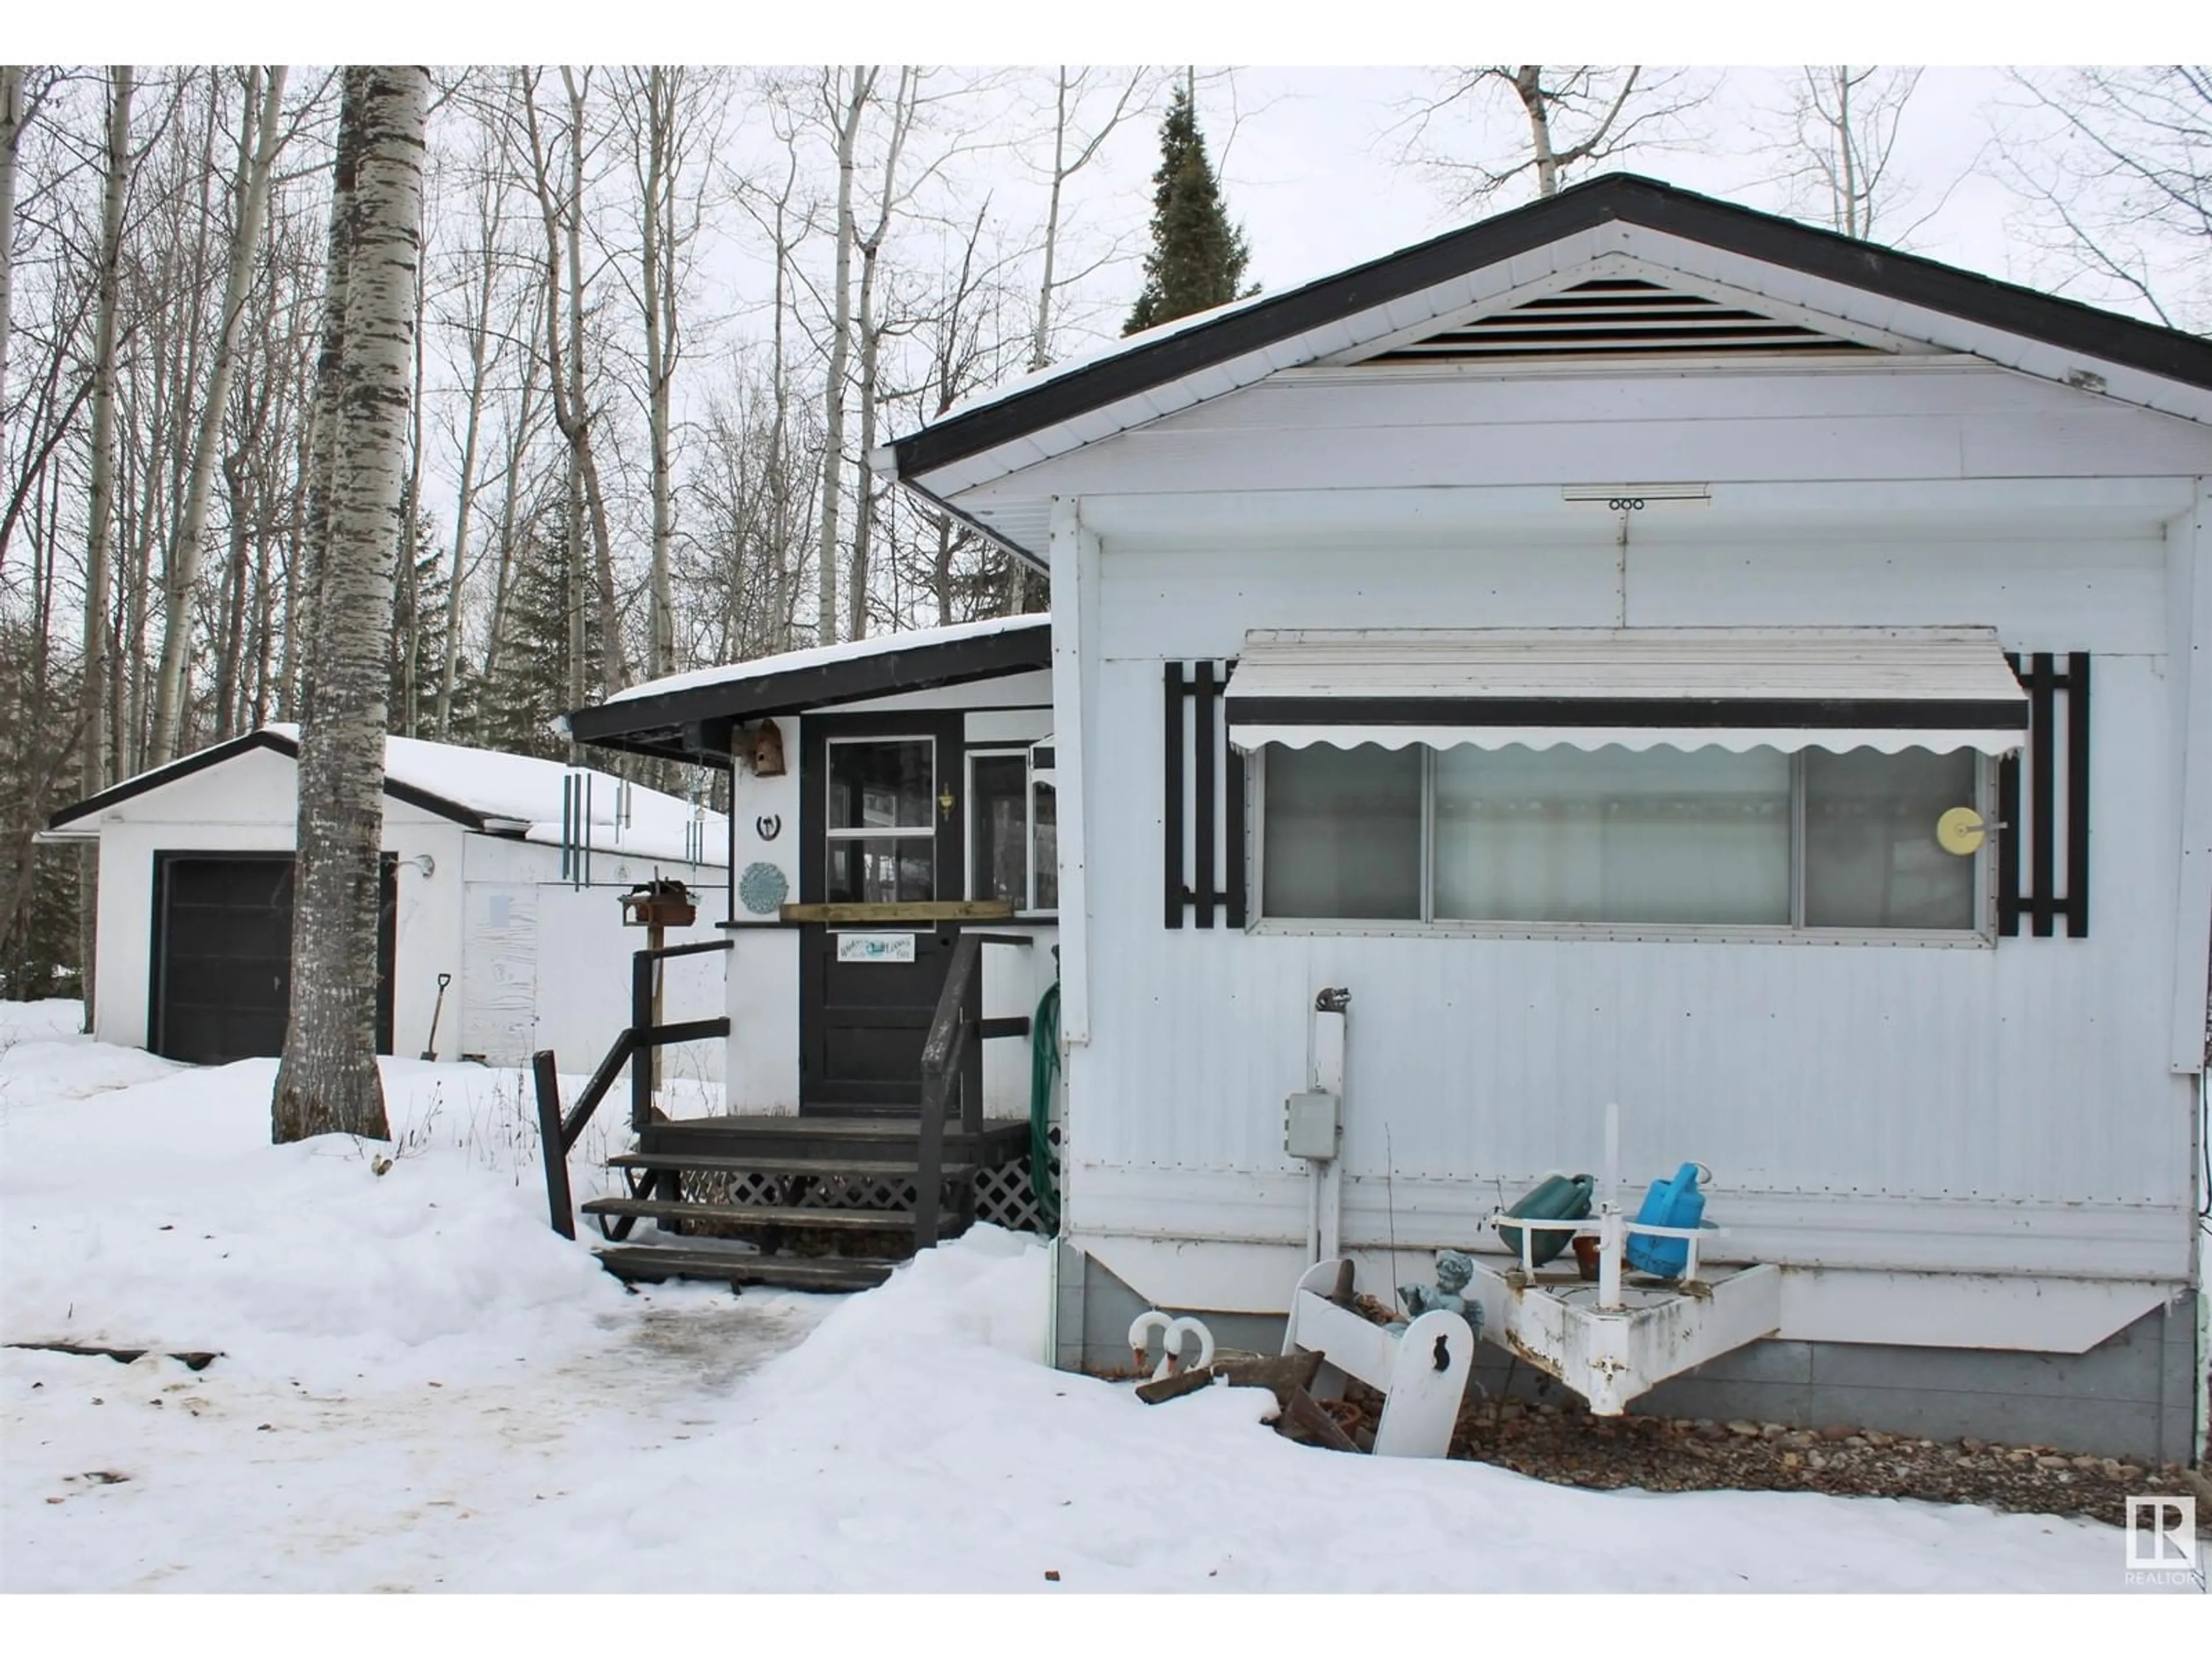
xmin=1624 ymin=1162 xmax=1708 ymax=1279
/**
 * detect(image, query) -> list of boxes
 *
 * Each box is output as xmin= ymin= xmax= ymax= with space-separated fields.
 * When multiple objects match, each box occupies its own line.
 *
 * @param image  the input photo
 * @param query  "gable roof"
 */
xmin=48 ymin=727 xmax=725 ymax=867
xmin=885 ymin=172 xmax=2212 ymax=524
xmin=565 ymin=615 xmax=1054 ymax=766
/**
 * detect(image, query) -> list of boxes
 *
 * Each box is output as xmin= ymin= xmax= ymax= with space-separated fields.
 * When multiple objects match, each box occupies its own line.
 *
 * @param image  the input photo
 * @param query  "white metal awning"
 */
xmin=1223 ymin=627 xmax=2030 ymax=755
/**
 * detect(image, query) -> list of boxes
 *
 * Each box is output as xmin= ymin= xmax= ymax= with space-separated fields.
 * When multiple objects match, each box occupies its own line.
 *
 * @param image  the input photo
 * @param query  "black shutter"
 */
xmin=1163 ymin=658 xmax=1246 ymax=928
xmin=1998 ymin=651 xmax=2090 ymax=938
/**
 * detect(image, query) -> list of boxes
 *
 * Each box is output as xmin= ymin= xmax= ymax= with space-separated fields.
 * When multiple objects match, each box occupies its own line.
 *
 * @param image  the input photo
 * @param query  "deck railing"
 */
xmin=912 ymin=930 xmax=1035 ymax=1252
xmin=531 ymin=937 xmax=733 ymax=1240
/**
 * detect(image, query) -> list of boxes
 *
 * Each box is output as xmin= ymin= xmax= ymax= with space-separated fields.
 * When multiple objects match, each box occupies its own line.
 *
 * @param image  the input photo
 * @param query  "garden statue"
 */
xmin=1399 ymin=1249 xmax=1478 ymax=1327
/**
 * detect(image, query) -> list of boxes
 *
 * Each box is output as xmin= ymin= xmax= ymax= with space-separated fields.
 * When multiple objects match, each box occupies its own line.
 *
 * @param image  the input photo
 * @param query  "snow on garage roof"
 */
xmin=47 ymin=726 xmax=727 ymax=869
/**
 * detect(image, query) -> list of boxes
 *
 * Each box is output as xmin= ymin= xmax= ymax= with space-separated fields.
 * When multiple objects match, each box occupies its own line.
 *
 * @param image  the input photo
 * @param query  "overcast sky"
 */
xmin=1195 ymin=68 xmax=2029 ymax=291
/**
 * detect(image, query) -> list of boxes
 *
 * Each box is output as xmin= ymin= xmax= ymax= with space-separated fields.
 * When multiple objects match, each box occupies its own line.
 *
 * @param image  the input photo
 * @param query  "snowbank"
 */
xmin=1 ymin=1051 xmax=634 ymax=1388
xmin=0 ymin=999 xmax=89 ymax=1046
xmin=0 ymin=1029 xmax=2180 ymax=1594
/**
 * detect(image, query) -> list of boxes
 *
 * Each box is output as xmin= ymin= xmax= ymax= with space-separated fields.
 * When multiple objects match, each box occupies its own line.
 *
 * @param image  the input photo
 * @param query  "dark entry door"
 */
xmin=151 ymin=853 xmax=397 ymax=1065
xmin=797 ymin=713 xmax=974 ymax=1113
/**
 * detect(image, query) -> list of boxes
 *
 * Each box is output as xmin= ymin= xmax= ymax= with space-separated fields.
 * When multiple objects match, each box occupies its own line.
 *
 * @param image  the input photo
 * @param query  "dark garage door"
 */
xmin=150 ymin=853 xmax=396 ymax=1065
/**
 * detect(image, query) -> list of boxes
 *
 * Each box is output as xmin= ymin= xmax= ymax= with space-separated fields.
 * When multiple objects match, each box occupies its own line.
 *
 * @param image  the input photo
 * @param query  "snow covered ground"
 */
xmin=0 ymin=1001 xmax=2198 ymax=1597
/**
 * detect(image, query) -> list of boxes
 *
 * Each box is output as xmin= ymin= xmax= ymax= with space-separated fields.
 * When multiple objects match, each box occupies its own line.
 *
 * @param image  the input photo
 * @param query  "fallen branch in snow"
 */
xmin=1134 ymin=1349 xmax=1321 ymax=1411
xmin=1282 ymin=1387 xmax=1364 ymax=1454
xmin=9 ymin=1341 xmax=221 ymax=1371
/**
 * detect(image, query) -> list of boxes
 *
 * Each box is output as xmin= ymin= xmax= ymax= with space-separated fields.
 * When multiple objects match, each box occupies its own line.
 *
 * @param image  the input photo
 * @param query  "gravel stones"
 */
xmin=1315 ymin=1384 xmax=2211 ymax=1530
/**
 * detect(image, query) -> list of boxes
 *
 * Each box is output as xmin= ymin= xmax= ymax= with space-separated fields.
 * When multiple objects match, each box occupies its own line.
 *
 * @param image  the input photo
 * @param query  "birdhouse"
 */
xmin=744 ymin=721 xmax=787 ymax=778
xmin=620 ymin=878 xmax=696 ymax=929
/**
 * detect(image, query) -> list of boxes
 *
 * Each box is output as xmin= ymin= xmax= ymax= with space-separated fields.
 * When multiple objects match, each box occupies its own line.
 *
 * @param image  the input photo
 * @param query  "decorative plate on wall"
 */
xmin=738 ymin=861 xmax=789 ymax=916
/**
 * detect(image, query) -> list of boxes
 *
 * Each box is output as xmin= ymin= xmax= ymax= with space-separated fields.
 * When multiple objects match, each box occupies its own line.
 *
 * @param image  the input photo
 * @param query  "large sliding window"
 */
xmin=1259 ymin=743 xmax=1984 ymax=935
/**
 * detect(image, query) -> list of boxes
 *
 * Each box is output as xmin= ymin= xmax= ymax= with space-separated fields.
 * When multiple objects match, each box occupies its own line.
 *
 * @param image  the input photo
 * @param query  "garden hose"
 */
xmin=1029 ymin=978 xmax=1061 ymax=1235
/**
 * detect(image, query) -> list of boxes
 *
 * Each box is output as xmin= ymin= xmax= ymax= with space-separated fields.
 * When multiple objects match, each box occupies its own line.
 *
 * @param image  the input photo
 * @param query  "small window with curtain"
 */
xmin=1257 ymin=741 xmax=1989 ymax=937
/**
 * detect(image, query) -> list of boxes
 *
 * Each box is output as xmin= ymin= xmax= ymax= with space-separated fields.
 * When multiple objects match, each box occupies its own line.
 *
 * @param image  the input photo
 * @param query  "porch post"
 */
xmin=1047 ymin=497 xmax=1095 ymax=1048
xmin=2168 ymin=479 xmax=2212 ymax=1075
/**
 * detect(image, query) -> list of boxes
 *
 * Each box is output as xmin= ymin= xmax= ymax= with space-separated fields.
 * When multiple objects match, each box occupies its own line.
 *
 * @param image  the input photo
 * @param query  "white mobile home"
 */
xmin=46 ymin=728 xmax=728 ymax=1074
xmin=881 ymin=175 xmax=2212 ymax=1463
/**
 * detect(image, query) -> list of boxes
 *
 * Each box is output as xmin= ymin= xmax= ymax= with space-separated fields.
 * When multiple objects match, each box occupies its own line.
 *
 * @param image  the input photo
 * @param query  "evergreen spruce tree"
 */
xmin=476 ymin=522 xmax=596 ymax=764
xmin=1125 ymin=85 xmax=1255 ymax=335
xmin=388 ymin=518 xmax=479 ymax=741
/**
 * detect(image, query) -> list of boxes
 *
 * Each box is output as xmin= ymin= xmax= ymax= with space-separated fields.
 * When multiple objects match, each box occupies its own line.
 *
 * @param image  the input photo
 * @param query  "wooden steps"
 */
xmin=582 ymin=1196 xmax=958 ymax=1233
xmin=593 ymin=1244 xmax=895 ymax=1293
xmin=608 ymin=1151 xmax=979 ymax=1181
xmin=586 ymin=1112 xmax=1031 ymax=1294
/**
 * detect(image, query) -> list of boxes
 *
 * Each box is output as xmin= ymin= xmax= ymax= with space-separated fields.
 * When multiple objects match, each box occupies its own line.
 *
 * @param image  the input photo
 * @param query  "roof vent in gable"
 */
xmin=1362 ymin=278 xmax=1889 ymax=364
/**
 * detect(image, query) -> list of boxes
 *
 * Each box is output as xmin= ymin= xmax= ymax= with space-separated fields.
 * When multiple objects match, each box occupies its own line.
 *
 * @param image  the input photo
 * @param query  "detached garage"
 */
xmin=45 ymin=726 xmax=729 ymax=1073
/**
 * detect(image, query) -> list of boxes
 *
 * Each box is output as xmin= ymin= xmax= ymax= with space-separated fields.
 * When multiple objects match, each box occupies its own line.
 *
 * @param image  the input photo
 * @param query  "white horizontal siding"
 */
xmin=1160 ymin=363 xmax=2155 ymax=431
xmin=1070 ymin=588 xmax=2196 ymax=1282
xmin=968 ymin=411 xmax=2210 ymax=502
xmin=956 ymin=366 xmax=2212 ymax=512
xmin=1096 ymin=533 xmax=2173 ymax=661
xmin=1625 ymin=535 xmax=2169 ymax=653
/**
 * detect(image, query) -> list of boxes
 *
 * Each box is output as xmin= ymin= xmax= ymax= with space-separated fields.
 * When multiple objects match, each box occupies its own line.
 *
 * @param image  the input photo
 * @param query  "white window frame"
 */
xmin=1248 ymin=743 xmax=1997 ymax=948
xmin=966 ymin=747 xmax=1058 ymax=918
xmin=824 ymin=734 xmax=938 ymax=900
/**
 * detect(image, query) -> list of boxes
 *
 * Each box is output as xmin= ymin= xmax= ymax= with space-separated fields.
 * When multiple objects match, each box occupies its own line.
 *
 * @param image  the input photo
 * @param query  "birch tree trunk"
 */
xmin=149 ymin=66 xmax=288 ymax=765
xmin=846 ymin=67 xmax=913 ymax=644
xmin=272 ymin=65 xmax=427 ymax=1145
xmin=564 ymin=70 xmax=624 ymax=698
xmin=1029 ymin=66 xmax=1152 ymax=372
xmin=632 ymin=64 xmax=680 ymax=680
xmin=78 ymin=67 xmax=134 ymax=1031
xmin=296 ymin=69 xmax=374 ymax=730
xmin=0 ymin=66 xmax=25 ymax=419
xmin=395 ymin=255 xmax=426 ymax=735
xmin=813 ymin=66 xmax=872 ymax=648
xmin=436 ymin=168 xmax=501 ymax=736
xmin=522 ymin=68 xmax=627 ymax=702
xmin=481 ymin=304 xmax=543 ymax=694
xmin=1514 ymin=67 xmax=1564 ymax=196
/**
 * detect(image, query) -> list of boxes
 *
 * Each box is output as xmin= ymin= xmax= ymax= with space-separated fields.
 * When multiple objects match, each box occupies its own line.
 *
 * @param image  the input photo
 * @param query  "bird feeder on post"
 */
xmin=621 ymin=877 xmax=696 ymax=1109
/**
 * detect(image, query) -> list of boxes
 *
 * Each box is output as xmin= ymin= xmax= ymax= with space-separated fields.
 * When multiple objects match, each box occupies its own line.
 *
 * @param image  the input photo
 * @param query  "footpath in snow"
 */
xmin=0 ymin=1002 xmax=2195 ymax=1594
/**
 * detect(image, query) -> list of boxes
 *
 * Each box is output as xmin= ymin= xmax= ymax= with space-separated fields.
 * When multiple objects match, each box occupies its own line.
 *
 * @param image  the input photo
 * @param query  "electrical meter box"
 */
xmin=1285 ymin=1090 xmax=1341 ymax=1160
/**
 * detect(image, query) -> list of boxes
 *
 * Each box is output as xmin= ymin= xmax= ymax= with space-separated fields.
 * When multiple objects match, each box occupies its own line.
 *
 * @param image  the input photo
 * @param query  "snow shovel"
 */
xmin=421 ymin=972 xmax=452 ymax=1060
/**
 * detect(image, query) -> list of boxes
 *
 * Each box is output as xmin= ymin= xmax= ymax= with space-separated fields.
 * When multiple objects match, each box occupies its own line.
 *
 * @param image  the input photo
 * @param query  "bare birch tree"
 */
xmin=0 ymin=66 xmax=32 ymax=420
xmin=431 ymin=119 xmax=509 ymax=736
xmin=812 ymin=65 xmax=874 ymax=649
xmin=1399 ymin=66 xmax=1709 ymax=206
xmin=148 ymin=65 xmax=289 ymax=764
xmin=845 ymin=67 xmax=918 ymax=643
xmin=613 ymin=65 xmax=722 ymax=681
xmin=1760 ymin=67 xmax=1923 ymax=242
xmin=272 ymin=65 xmax=427 ymax=1144
xmin=1995 ymin=67 xmax=2211 ymax=331
xmin=517 ymin=67 xmax=626 ymax=704
xmin=1028 ymin=66 xmax=1156 ymax=373
xmin=731 ymin=86 xmax=820 ymax=654
xmin=73 ymin=67 xmax=134 ymax=1025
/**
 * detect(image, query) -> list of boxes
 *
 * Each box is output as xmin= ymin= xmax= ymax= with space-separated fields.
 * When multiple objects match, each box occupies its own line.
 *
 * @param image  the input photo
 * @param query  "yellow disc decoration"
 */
xmin=1936 ymin=806 xmax=1987 ymax=855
